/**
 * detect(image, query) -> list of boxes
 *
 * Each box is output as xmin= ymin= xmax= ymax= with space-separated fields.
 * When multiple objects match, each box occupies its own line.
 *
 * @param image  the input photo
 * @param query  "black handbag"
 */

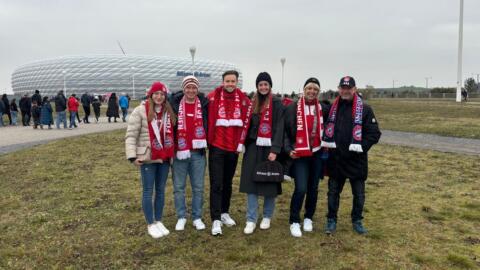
xmin=253 ymin=161 xmax=284 ymax=183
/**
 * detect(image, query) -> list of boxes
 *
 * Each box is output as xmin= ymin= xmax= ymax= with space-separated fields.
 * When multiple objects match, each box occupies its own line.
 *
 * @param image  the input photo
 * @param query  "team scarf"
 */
xmin=321 ymin=93 xmax=364 ymax=153
xmin=294 ymin=96 xmax=323 ymax=157
xmin=236 ymin=93 xmax=273 ymax=153
xmin=145 ymin=100 xmax=174 ymax=161
xmin=176 ymin=96 xmax=207 ymax=160
xmin=215 ymin=87 xmax=243 ymax=127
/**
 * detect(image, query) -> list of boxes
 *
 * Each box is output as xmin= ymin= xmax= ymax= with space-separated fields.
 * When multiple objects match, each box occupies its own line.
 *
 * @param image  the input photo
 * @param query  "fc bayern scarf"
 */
xmin=215 ymin=88 xmax=243 ymax=127
xmin=322 ymin=93 xmax=364 ymax=153
xmin=236 ymin=93 xmax=273 ymax=153
xmin=145 ymin=101 xmax=174 ymax=161
xmin=176 ymin=96 xmax=207 ymax=160
xmin=294 ymin=96 xmax=323 ymax=157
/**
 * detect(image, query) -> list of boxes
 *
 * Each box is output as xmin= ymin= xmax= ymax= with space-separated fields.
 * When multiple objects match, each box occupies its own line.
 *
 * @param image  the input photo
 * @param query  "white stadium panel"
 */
xmin=11 ymin=55 xmax=243 ymax=98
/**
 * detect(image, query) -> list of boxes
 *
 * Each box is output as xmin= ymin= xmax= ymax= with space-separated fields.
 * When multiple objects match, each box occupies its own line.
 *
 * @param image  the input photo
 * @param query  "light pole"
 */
xmin=425 ymin=77 xmax=432 ymax=89
xmin=392 ymin=80 xmax=398 ymax=89
xmin=280 ymin=57 xmax=286 ymax=95
xmin=456 ymin=0 xmax=464 ymax=102
xmin=62 ymin=70 xmax=67 ymax=97
xmin=131 ymin=67 xmax=136 ymax=100
xmin=189 ymin=46 xmax=196 ymax=75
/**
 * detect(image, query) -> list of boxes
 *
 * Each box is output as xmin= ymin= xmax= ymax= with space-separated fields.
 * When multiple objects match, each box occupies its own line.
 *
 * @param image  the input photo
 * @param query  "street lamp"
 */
xmin=280 ymin=57 xmax=286 ymax=95
xmin=62 ymin=70 xmax=67 ymax=97
xmin=392 ymin=79 xmax=398 ymax=89
xmin=131 ymin=66 xmax=136 ymax=100
xmin=189 ymin=46 xmax=196 ymax=75
xmin=425 ymin=77 xmax=432 ymax=89
xmin=456 ymin=0 xmax=464 ymax=102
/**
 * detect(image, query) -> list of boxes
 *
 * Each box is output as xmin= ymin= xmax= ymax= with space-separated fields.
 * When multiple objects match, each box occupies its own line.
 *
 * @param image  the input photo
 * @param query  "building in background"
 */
xmin=11 ymin=55 xmax=242 ymax=98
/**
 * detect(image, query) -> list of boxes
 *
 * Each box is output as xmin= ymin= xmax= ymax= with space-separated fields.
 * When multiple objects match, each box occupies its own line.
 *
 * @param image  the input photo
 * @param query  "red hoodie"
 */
xmin=68 ymin=97 xmax=79 ymax=112
xmin=207 ymin=86 xmax=251 ymax=152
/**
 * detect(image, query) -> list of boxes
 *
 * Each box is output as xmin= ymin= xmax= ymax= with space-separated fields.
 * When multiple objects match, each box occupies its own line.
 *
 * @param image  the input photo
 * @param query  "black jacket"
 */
xmin=19 ymin=97 xmax=31 ymax=112
xmin=81 ymin=93 xmax=92 ymax=106
xmin=32 ymin=93 xmax=42 ymax=105
xmin=326 ymin=98 xmax=381 ymax=180
xmin=55 ymin=94 xmax=67 ymax=112
xmin=2 ymin=96 xmax=10 ymax=113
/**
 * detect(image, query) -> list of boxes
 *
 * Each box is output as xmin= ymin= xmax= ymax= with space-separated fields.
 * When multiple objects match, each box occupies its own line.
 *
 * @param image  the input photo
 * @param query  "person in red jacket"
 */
xmin=207 ymin=70 xmax=251 ymax=236
xmin=67 ymin=94 xmax=80 ymax=129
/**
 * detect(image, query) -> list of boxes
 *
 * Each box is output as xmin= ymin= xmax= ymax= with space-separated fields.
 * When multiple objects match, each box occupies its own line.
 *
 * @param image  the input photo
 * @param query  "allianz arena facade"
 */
xmin=11 ymin=55 xmax=242 ymax=98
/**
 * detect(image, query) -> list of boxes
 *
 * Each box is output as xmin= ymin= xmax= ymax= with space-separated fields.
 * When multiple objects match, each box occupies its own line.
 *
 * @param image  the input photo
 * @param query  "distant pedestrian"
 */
xmin=81 ymin=92 xmax=92 ymax=123
xmin=107 ymin=92 xmax=120 ymax=122
xmin=2 ymin=94 xmax=12 ymax=125
xmin=31 ymin=101 xmax=41 ymax=129
xmin=40 ymin=96 xmax=53 ymax=129
xmin=19 ymin=94 xmax=31 ymax=126
xmin=119 ymin=93 xmax=130 ymax=122
xmin=31 ymin=90 xmax=42 ymax=105
xmin=68 ymin=94 xmax=79 ymax=129
xmin=0 ymin=97 xmax=5 ymax=127
xmin=55 ymin=91 xmax=68 ymax=129
xmin=92 ymin=98 xmax=101 ymax=122
xmin=10 ymin=99 xmax=18 ymax=126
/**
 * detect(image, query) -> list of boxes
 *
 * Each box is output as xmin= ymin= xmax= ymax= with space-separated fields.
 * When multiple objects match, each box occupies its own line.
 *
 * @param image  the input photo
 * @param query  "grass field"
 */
xmin=0 ymin=130 xmax=479 ymax=269
xmin=366 ymin=99 xmax=480 ymax=139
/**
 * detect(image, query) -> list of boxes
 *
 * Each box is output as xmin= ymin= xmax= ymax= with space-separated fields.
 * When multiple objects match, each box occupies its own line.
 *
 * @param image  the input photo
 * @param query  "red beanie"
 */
xmin=148 ymin=81 xmax=168 ymax=97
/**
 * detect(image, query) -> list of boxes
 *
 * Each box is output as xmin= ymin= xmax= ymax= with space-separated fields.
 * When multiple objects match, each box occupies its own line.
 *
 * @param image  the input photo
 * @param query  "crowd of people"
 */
xmin=0 ymin=90 xmax=131 ymax=129
xmin=125 ymin=71 xmax=382 ymax=239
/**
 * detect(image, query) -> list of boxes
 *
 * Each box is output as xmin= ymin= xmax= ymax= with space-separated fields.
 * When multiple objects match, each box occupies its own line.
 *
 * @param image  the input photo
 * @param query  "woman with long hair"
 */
xmin=237 ymin=72 xmax=285 ymax=234
xmin=125 ymin=81 xmax=177 ymax=239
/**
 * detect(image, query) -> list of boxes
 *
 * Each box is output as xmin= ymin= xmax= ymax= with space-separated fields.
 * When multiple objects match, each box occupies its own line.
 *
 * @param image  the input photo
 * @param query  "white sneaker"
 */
xmin=243 ymin=222 xmax=256 ymax=234
xmin=193 ymin=219 xmax=206 ymax=230
xmin=147 ymin=224 xmax=163 ymax=239
xmin=260 ymin=218 xmax=271 ymax=230
xmin=221 ymin=213 xmax=236 ymax=227
xmin=155 ymin=221 xmax=170 ymax=236
xmin=290 ymin=223 xmax=302 ymax=237
xmin=303 ymin=218 xmax=313 ymax=232
xmin=211 ymin=220 xmax=222 ymax=236
xmin=175 ymin=218 xmax=187 ymax=231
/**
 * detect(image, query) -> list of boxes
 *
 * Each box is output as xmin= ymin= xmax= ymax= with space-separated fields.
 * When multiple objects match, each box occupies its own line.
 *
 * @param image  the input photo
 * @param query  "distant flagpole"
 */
xmin=456 ymin=0 xmax=464 ymax=102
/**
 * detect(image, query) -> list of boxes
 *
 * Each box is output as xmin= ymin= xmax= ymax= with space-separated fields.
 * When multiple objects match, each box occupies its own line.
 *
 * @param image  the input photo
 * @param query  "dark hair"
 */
xmin=222 ymin=70 xmax=239 ymax=80
xmin=43 ymin=96 xmax=49 ymax=102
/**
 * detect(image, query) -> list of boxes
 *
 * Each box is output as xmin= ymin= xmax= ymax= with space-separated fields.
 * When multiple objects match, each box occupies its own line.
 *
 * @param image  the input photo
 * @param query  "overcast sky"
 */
xmin=1 ymin=0 xmax=479 ymax=94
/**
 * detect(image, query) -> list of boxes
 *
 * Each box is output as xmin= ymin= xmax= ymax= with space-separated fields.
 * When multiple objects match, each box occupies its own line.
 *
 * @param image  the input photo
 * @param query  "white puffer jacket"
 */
xmin=125 ymin=102 xmax=161 ymax=163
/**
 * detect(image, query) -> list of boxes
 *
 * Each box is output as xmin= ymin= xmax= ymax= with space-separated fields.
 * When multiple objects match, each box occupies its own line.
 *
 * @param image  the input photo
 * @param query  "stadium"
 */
xmin=11 ymin=55 xmax=242 ymax=98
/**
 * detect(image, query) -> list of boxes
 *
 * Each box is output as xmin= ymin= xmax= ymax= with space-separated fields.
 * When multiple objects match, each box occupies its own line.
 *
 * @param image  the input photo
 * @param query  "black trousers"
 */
xmin=327 ymin=176 xmax=366 ymax=222
xmin=83 ymin=105 xmax=90 ymax=122
xmin=208 ymin=146 xmax=239 ymax=221
xmin=21 ymin=111 xmax=30 ymax=126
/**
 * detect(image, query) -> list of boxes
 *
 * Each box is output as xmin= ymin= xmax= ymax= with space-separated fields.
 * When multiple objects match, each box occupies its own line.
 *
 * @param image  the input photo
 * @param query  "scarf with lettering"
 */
xmin=145 ymin=100 xmax=174 ymax=160
xmin=294 ymin=96 xmax=323 ymax=157
xmin=176 ymin=96 xmax=207 ymax=160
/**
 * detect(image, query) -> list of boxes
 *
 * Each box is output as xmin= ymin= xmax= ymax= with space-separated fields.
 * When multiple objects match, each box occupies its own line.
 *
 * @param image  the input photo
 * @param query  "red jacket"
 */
xmin=68 ymin=97 xmax=79 ymax=112
xmin=207 ymin=86 xmax=251 ymax=151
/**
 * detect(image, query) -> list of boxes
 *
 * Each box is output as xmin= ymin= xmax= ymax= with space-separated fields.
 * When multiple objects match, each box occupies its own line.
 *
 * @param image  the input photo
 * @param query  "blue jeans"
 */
xmin=140 ymin=162 xmax=170 ymax=224
xmin=246 ymin=193 xmax=276 ymax=223
xmin=11 ymin=111 xmax=17 ymax=125
xmin=289 ymin=151 xmax=325 ymax=224
xmin=56 ymin=111 xmax=67 ymax=129
xmin=172 ymin=151 xmax=206 ymax=220
xmin=69 ymin=111 xmax=77 ymax=128
xmin=121 ymin=108 xmax=128 ymax=121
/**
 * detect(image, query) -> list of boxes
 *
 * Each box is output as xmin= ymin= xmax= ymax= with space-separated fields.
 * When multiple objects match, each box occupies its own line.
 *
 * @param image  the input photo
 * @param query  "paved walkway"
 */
xmin=379 ymin=130 xmax=480 ymax=156
xmin=1 ymin=123 xmax=480 ymax=156
xmin=0 ymin=117 xmax=127 ymax=155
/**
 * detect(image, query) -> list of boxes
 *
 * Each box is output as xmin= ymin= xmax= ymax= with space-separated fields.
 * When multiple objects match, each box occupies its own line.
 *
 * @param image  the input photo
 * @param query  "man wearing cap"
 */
xmin=322 ymin=76 xmax=381 ymax=234
xmin=207 ymin=70 xmax=251 ymax=236
xmin=169 ymin=76 xmax=209 ymax=231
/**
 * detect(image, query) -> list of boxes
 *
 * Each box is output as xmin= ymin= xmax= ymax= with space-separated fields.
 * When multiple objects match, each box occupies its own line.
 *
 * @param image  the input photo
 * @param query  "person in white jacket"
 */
xmin=125 ymin=81 xmax=177 ymax=239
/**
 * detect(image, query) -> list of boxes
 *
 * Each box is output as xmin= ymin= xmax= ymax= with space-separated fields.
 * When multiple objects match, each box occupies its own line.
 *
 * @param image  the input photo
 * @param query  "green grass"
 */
xmin=1 ymin=131 xmax=480 ymax=269
xmin=367 ymin=99 xmax=480 ymax=139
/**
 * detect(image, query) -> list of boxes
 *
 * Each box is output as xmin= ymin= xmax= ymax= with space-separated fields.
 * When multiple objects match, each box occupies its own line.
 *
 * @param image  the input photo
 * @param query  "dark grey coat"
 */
xmin=239 ymin=97 xmax=285 ymax=197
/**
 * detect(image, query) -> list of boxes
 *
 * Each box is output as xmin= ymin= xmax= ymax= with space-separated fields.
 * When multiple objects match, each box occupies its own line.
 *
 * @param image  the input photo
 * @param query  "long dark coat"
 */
xmin=106 ymin=96 xmax=119 ymax=117
xmin=239 ymin=96 xmax=285 ymax=197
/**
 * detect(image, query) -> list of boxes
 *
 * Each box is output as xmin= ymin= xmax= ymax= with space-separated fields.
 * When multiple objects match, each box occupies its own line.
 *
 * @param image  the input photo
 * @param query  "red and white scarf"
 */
xmin=236 ymin=93 xmax=273 ymax=153
xmin=145 ymin=101 xmax=174 ymax=161
xmin=215 ymin=88 xmax=243 ymax=127
xmin=176 ymin=96 xmax=207 ymax=160
xmin=322 ymin=93 xmax=364 ymax=152
xmin=294 ymin=96 xmax=323 ymax=157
